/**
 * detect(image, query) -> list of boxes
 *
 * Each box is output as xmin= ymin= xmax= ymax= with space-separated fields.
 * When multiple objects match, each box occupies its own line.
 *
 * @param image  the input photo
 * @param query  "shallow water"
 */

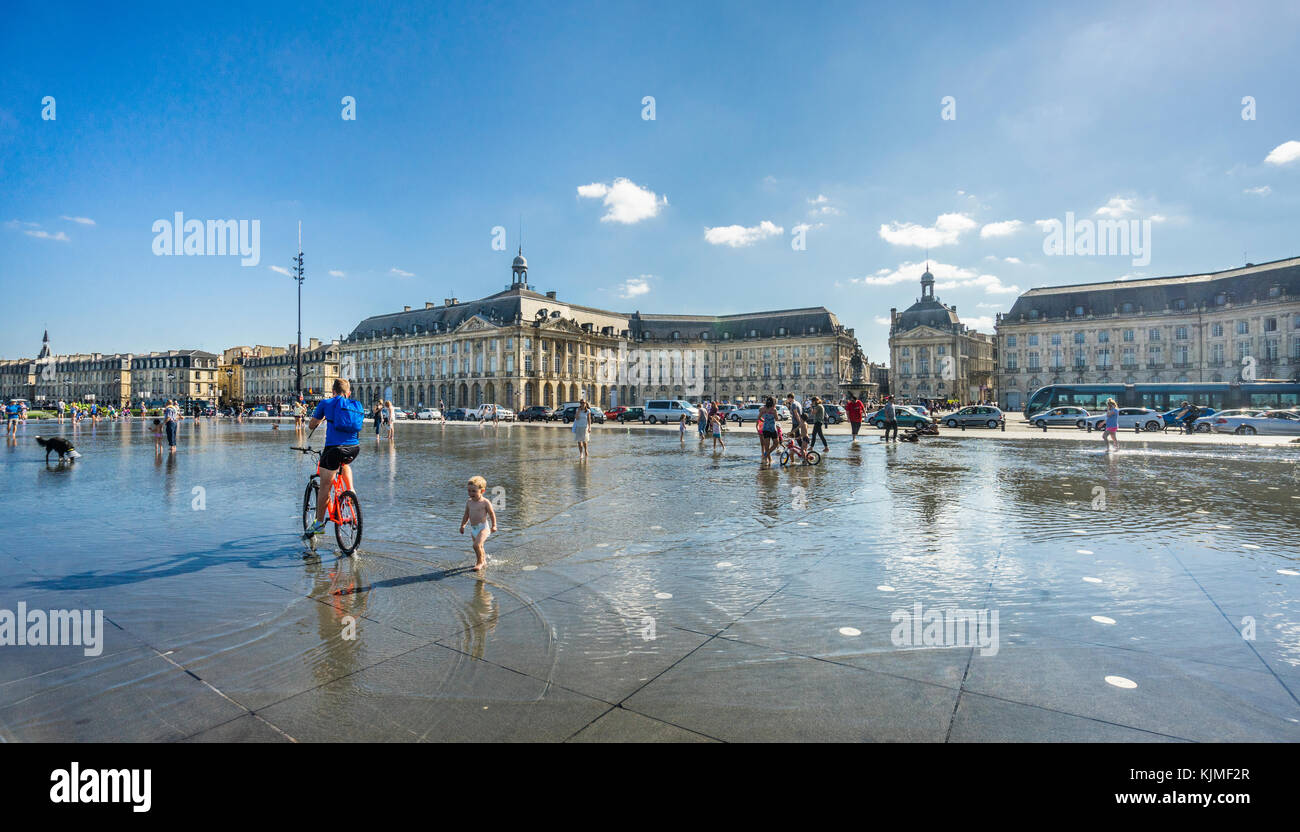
xmin=2 ymin=418 xmax=1298 ymax=741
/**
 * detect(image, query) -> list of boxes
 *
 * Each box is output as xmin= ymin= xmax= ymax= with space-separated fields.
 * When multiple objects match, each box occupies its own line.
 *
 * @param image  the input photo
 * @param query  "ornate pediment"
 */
xmin=453 ymin=315 xmax=499 ymax=334
xmin=537 ymin=316 xmax=585 ymax=334
xmin=894 ymin=326 xmax=952 ymax=341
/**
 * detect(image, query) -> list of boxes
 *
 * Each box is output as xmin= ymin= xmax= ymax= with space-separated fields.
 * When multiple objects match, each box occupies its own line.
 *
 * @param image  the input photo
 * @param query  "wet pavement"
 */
xmin=2 ymin=418 xmax=1298 ymax=742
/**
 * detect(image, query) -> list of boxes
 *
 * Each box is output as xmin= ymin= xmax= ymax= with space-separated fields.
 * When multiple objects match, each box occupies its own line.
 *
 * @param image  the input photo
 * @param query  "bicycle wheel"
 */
xmin=334 ymin=490 xmax=363 ymax=555
xmin=806 ymin=450 xmax=822 ymax=465
xmin=302 ymin=476 xmax=319 ymax=530
xmin=779 ymin=450 xmax=791 ymax=466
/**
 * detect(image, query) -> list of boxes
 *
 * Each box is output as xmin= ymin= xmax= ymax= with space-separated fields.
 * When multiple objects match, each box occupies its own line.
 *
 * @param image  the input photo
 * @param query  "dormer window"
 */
xmin=776 ymin=327 xmax=787 ymax=336
xmin=748 ymin=329 xmax=758 ymax=337
xmin=671 ymin=331 xmax=680 ymax=340
xmin=1173 ymin=298 xmax=1187 ymax=310
xmin=700 ymin=332 xmax=710 ymax=340
xmin=1121 ymin=302 xmax=1134 ymax=313
xmin=721 ymin=332 xmax=730 ymax=340
xmin=1215 ymin=293 xmax=1226 ymax=305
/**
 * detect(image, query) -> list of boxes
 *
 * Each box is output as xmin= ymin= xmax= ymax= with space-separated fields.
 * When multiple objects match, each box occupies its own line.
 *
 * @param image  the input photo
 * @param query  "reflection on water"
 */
xmin=1 ymin=418 xmax=1297 ymax=738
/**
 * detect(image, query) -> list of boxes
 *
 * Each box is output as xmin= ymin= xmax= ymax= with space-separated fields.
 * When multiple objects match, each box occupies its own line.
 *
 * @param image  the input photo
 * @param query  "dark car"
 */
xmin=560 ymin=404 xmax=605 ymax=424
xmin=519 ymin=405 xmax=554 ymax=422
xmin=616 ymin=406 xmax=645 ymax=423
xmin=821 ymin=404 xmax=845 ymax=425
xmin=445 ymin=408 xmax=470 ymax=421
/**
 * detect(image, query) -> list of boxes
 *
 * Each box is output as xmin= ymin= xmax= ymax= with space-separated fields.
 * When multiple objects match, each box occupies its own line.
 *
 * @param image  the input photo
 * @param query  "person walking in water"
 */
xmin=572 ymin=399 xmax=591 ymax=460
xmin=757 ymin=397 xmax=780 ymax=464
xmin=845 ymin=393 xmax=865 ymax=442
xmin=1102 ymin=397 xmax=1120 ymax=452
xmin=881 ymin=396 xmax=898 ymax=442
xmin=164 ymin=400 xmax=180 ymax=452
xmin=808 ymin=396 xmax=829 ymax=453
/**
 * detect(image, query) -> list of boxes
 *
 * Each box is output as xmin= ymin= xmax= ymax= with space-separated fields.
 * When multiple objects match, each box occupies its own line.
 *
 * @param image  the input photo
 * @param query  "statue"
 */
xmin=850 ymin=344 xmax=866 ymax=384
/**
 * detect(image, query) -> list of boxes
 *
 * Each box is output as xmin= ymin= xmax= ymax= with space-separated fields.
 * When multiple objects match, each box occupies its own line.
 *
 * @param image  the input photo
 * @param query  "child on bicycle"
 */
xmin=460 ymin=475 xmax=498 ymax=572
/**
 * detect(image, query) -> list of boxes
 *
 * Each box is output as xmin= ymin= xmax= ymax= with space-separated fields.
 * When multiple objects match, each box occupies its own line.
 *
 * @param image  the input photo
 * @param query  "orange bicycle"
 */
xmin=292 ymin=445 xmax=363 ymax=555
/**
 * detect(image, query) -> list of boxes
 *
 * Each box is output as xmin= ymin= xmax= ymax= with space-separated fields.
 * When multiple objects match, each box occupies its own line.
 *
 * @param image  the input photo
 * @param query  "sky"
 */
xmin=2 ymin=0 xmax=1298 ymax=364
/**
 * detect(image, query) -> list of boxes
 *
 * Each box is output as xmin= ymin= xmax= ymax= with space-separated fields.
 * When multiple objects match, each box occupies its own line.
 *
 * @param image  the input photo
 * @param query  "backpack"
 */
xmin=333 ymin=397 xmax=365 ymax=433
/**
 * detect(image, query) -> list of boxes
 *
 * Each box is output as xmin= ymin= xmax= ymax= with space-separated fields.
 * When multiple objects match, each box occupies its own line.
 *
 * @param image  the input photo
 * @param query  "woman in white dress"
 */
xmin=572 ymin=399 xmax=591 ymax=460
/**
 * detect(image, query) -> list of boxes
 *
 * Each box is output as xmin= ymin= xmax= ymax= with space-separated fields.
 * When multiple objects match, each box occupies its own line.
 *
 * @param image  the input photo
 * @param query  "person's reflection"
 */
xmin=162 ymin=449 xmax=178 ymax=501
xmin=305 ymin=555 xmax=368 ymax=684
xmin=459 ymin=576 xmax=499 ymax=660
xmin=754 ymin=465 xmax=782 ymax=520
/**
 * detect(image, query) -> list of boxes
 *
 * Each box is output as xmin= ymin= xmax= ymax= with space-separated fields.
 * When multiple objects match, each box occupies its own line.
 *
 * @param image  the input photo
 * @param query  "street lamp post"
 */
xmin=290 ymin=222 xmax=305 ymax=399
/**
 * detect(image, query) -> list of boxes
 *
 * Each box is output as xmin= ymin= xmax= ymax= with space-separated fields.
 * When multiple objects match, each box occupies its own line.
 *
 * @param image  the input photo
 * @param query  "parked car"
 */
xmin=642 ymin=399 xmax=696 ymax=424
xmin=604 ymin=406 xmax=630 ymax=421
xmin=559 ymin=404 xmax=605 ymax=423
xmin=416 ymin=408 xmax=442 ymax=420
xmin=821 ymin=404 xmax=846 ymax=425
xmin=469 ymin=404 xmax=513 ymax=421
xmin=518 ymin=405 xmax=554 ymax=422
xmin=1211 ymin=409 xmax=1300 ymax=435
xmin=251 ymin=406 xmax=270 ymax=416
xmin=444 ymin=408 xmax=469 ymax=421
xmin=1088 ymin=407 xmax=1164 ymax=432
xmin=616 ymin=406 xmax=645 ymax=423
xmin=943 ymin=405 xmax=1005 ymax=429
xmin=865 ymin=405 xmax=934 ymax=428
xmin=728 ymin=404 xmax=775 ymax=425
xmin=1192 ymin=408 xmax=1257 ymax=432
xmin=1026 ymin=406 xmax=1091 ymax=429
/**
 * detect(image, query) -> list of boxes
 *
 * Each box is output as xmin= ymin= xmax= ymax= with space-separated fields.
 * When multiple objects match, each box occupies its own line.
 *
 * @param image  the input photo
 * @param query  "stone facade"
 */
xmin=994 ymin=257 xmax=1300 ymax=412
xmin=338 ymin=254 xmax=866 ymax=411
xmin=130 ymin=350 xmax=221 ymax=407
xmin=241 ymin=340 xmax=340 ymax=404
xmin=888 ymin=268 xmax=997 ymax=404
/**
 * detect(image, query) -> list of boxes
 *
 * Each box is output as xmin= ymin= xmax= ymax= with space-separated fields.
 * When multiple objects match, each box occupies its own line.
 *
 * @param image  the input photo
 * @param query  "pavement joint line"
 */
xmin=148 ymin=645 xmax=299 ymax=743
xmin=1159 ymin=540 xmax=1300 ymax=709
xmin=945 ymin=539 xmax=1009 ymax=743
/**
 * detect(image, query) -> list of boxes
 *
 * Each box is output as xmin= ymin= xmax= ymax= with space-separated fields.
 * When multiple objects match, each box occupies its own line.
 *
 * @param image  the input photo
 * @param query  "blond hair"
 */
xmin=468 ymin=475 xmax=486 ymax=492
xmin=333 ymin=377 xmax=351 ymax=396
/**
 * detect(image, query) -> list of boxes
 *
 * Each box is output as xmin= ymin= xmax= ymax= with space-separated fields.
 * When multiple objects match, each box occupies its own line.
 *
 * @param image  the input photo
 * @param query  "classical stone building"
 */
xmin=994 ymin=257 xmax=1300 ymax=412
xmin=130 ymin=349 xmax=221 ymax=408
xmin=339 ymin=253 xmax=865 ymax=411
xmin=888 ymin=267 xmax=997 ymax=404
xmin=242 ymin=339 xmax=340 ymax=404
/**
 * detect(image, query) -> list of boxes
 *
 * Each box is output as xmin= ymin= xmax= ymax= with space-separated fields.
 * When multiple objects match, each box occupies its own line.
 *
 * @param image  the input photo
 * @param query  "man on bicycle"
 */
xmin=303 ymin=378 xmax=365 ymax=539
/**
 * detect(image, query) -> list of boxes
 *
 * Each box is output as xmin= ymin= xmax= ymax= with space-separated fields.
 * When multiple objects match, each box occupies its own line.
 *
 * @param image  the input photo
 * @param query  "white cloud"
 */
xmin=1244 ymin=185 xmax=1271 ymax=196
xmin=874 ymin=316 xmax=892 ymax=326
xmin=847 ymin=260 xmax=1019 ymax=295
xmin=617 ymin=276 xmax=652 ymax=298
xmin=329 ymin=269 xmax=346 ymax=277
xmin=1033 ymin=219 xmax=1058 ymax=231
xmin=878 ymin=213 xmax=976 ymax=247
xmin=61 ymin=215 xmax=95 ymax=225
xmin=1095 ymin=197 xmax=1136 ymax=218
xmin=976 ymin=302 xmax=1004 ymax=308
xmin=390 ymin=267 xmax=414 ymax=277
xmin=979 ymin=219 xmax=1023 ymax=238
xmin=962 ymin=315 xmax=996 ymax=331
xmin=1003 ymin=256 xmax=1022 ymax=264
xmin=1264 ymin=140 xmax=1300 ymax=166
xmin=577 ymin=177 xmax=667 ymax=224
xmin=808 ymin=194 xmax=829 ymax=204
xmin=268 ymin=265 xmax=291 ymax=276
xmin=24 ymin=229 xmax=69 ymax=241
xmin=704 ymin=220 xmax=783 ymax=247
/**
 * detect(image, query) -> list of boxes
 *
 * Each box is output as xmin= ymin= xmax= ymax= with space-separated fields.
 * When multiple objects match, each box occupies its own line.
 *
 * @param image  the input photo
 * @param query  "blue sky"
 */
xmin=2 ymin=0 xmax=1297 ymax=364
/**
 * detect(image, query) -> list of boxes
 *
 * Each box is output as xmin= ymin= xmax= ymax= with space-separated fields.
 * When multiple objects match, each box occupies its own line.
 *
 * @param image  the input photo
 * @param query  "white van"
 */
xmin=642 ymin=399 xmax=696 ymax=424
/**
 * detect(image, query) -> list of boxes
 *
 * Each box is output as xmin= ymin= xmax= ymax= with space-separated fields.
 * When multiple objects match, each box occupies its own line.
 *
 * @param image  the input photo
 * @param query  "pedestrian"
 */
xmin=1103 ymin=397 xmax=1120 ymax=452
xmin=459 ymin=475 xmax=498 ymax=573
xmin=757 ymin=397 xmax=780 ymax=464
xmin=710 ymin=409 xmax=725 ymax=449
xmin=882 ymin=396 xmax=898 ymax=442
xmin=164 ymin=400 xmax=179 ymax=452
xmin=572 ymin=398 xmax=591 ymax=460
xmin=151 ymin=418 xmax=164 ymax=454
xmin=679 ymin=411 xmax=687 ymax=442
xmin=697 ymin=401 xmax=708 ymax=442
xmin=784 ymin=393 xmax=808 ymax=457
xmin=372 ymin=401 xmax=382 ymax=439
xmin=809 ymin=396 xmax=829 ymax=452
xmin=845 ymin=392 xmax=865 ymax=442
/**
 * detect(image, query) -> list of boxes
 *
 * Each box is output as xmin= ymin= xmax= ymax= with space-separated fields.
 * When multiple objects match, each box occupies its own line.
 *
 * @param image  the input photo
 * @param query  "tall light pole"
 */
xmin=291 ymin=222 xmax=305 ymax=399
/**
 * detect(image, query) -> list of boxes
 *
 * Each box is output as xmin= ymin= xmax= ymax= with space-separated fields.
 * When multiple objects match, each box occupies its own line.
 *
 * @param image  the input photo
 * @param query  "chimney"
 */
xmin=309 ymin=337 xmax=321 ymax=350
xmin=546 ymin=290 xmax=557 ymax=299
xmin=425 ymin=302 xmax=434 ymax=309
xmin=403 ymin=305 xmax=411 ymax=312
xmin=450 ymin=297 xmax=458 ymax=305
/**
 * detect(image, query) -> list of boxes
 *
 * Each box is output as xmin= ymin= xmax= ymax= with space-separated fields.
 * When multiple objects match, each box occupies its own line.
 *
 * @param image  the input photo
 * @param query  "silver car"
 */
xmin=1026 ymin=405 xmax=1090 ymax=429
xmin=1088 ymin=407 xmax=1164 ymax=432
xmin=1211 ymin=409 xmax=1300 ymax=435
xmin=943 ymin=405 xmax=1004 ymax=428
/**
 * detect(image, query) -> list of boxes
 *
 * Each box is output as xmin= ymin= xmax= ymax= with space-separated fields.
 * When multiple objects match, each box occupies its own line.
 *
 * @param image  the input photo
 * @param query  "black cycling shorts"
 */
xmin=320 ymin=443 xmax=360 ymax=471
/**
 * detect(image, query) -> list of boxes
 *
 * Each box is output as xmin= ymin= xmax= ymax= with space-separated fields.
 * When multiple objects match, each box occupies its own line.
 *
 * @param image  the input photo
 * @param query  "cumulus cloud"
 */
xmin=878 ymin=213 xmax=976 ymax=247
xmin=577 ymin=178 xmax=667 ymax=224
xmin=1095 ymin=197 xmax=1137 ymax=218
xmin=1244 ymin=185 xmax=1271 ymax=196
xmin=979 ymin=219 xmax=1023 ymax=238
xmin=61 ymin=215 xmax=95 ymax=225
xmin=962 ymin=315 xmax=996 ymax=331
xmin=329 ymin=269 xmax=346 ymax=277
xmin=268 ymin=265 xmax=291 ymax=276
xmin=704 ymin=220 xmax=783 ymax=247
xmin=390 ymin=267 xmax=414 ymax=277
xmin=618 ymin=275 xmax=653 ymax=298
xmin=1264 ymin=140 xmax=1300 ymax=166
xmin=874 ymin=316 xmax=892 ymax=326
xmin=847 ymin=260 xmax=1019 ymax=295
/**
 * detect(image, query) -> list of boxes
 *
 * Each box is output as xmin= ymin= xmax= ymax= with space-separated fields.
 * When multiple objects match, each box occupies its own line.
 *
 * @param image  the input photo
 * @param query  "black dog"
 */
xmin=36 ymin=435 xmax=80 ymax=462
